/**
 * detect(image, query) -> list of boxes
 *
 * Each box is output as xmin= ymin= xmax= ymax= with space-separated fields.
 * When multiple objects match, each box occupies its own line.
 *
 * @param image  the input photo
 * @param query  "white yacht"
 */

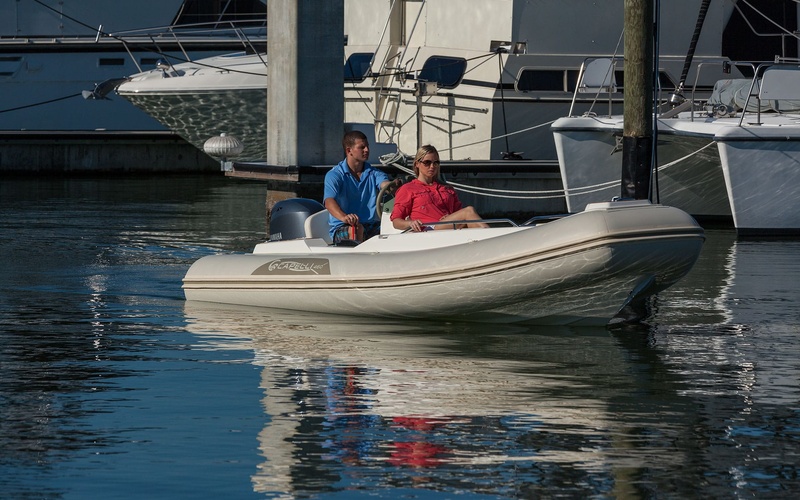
xmin=117 ymin=51 xmax=268 ymax=161
xmin=553 ymin=45 xmax=800 ymax=234
xmin=0 ymin=0 xmax=265 ymax=147
xmin=115 ymin=0 xmax=739 ymax=163
xmin=552 ymin=62 xmax=736 ymax=224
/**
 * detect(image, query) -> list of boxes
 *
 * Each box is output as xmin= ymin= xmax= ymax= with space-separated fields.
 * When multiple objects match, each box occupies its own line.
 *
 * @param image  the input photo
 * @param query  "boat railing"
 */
xmin=110 ymin=20 xmax=266 ymax=41
xmin=569 ymin=56 xmax=684 ymax=118
xmin=521 ymin=214 xmax=570 ymax=226
xmin=402 ymin=218 xmax=520 ymax=232
xmin=685 ymin=58 xmax=800 ymax=125
xmin=401 ymin=215 xmax=571 ymax=232
xmin=0 ymin=19 xmax=266 ymax=44
xmin=737 ymin=58 xmax=800 ymax=126
xmin=108 ymin=20 xmax=267 ymax=73
xmin=568 ymin=57 xmax=620 ymax=117
xmin=685 ymin=59 xmax=757 ymax=121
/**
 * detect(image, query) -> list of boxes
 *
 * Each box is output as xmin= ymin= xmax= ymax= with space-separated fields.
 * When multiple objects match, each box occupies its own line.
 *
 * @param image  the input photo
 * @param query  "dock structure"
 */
xmin=266 ymin=0 xmax=343 ymax=169
xmin=0 ymin=131 xmax=218 ymax=174
xmin=0 ymin=0 xmax=568 ymax=221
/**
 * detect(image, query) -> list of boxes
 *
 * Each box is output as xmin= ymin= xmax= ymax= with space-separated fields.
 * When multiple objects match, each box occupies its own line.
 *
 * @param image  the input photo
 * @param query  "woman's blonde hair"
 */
xmin=413 ymin=144 xmax=439 ymax=177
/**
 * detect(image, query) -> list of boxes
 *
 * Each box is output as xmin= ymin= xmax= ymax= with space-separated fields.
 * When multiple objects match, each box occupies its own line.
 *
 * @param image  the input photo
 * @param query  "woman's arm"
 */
xmin=393 ymin=217 xmax=424 ymax=232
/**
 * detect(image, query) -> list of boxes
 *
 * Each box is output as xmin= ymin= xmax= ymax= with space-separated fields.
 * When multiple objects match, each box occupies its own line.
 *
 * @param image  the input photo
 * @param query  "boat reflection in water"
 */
xmin=651 ymin=232 xmax=800 ymax=409
xmin=183 ymin=302 xmax=693 ymax=497
xmin=719 ymin=238 xmax=800 ymax=328
xmin=652 ymin=229 xmax=800 ymax=329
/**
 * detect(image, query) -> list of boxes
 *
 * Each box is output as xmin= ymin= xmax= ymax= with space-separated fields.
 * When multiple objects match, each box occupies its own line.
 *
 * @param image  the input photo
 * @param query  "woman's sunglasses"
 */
xmin=418 ymin=160 xmax=441 ymax=167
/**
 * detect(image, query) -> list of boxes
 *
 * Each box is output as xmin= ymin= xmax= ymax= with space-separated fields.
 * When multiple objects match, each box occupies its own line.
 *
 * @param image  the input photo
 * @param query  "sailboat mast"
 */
xmin=670 ymin=0 xmax=712 ymax=104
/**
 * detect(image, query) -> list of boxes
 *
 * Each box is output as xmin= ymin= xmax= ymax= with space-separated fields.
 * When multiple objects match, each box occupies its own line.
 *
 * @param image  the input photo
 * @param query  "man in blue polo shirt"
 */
xmin=323 ymin=131 xmax=400 ymax=243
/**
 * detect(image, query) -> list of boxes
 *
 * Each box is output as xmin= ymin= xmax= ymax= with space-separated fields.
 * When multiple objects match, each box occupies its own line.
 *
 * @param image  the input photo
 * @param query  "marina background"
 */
xmin=1 ymin=175 xmax=798 ymax=498
xmin=3 ymin=0 xmax=800 ymax=496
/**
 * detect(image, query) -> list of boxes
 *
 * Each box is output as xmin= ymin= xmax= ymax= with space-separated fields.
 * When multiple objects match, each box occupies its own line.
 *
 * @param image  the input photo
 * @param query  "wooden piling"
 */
xmin=621 ymin=0 xmax=654 ymax=200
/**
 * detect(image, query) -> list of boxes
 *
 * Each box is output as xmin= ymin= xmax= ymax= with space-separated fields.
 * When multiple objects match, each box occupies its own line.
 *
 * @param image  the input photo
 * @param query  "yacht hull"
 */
xmin=717 ymin=126 xmax=800 ymax=236
xmin=552 ymin=116 xmax=731 ymax=220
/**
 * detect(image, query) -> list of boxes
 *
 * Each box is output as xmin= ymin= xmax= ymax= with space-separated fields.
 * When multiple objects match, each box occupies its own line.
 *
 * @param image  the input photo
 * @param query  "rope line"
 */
xmin=0 ymin=93 xmax=82 ymax=114
xmin=443 ymin=120 xmax=557 ymax=153
xmin=383 ymin=140 xmax=717 ymax=200
xmin=29 ymin=0 xmax=268 ymax=76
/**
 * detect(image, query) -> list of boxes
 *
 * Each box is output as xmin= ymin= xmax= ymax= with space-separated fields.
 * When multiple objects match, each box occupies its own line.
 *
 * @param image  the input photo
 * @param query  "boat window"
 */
xmin=344 ymin=52 xmax=374 ymax=83
xmin=581 ymin=71 xmax=676 ymax=92
xmin=516 ymin=69 xmax=566 ymax=92
xmin=418 ymin=56 xmax=467 ymax=89
xmin=566 ymin=70 xmax=579 ymax=92
xmin=543 ymin=69 xmax=676 ymax=93
xmin=0 ymin=56 xmax=23 ymax=77
xmin=657 ymin=72 xmax=677 ymax=91
xmin=98 ymin=58 xmax=126 ymax=66
xmin=173 ymin=0 xmax=267 ymax=26
xmin=564 ymin=69 xmax=624 ymax=92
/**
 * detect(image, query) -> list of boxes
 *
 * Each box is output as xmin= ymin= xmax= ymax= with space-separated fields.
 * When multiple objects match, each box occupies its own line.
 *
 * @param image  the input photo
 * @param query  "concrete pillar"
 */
xmin=267 ymin=0 xmax=344 ymax=166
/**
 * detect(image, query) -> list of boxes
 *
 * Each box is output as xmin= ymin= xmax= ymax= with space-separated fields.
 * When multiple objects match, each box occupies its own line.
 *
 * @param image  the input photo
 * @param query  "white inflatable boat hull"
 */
xmin=183 ymin=200 xmax=704 ymax=325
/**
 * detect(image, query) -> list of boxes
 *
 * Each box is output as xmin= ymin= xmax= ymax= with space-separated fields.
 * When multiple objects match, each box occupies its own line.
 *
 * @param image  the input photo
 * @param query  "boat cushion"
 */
xmin=304 ymin=209 xmax=333 ymax=244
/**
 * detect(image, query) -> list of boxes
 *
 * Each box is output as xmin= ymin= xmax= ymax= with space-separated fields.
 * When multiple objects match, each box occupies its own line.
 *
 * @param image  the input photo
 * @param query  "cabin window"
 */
xmin=578 ymin=71 xmax=677 ymax=92
xmin=173 ymin=0 xmax=267 ymax=25
xmin=344 ymin=52 xmax=374 ymax=83
xmin=516 ymin=69 xmax=566 ymax=92
xmin=0 ymin=56 xmax=22 ymax=77
xmin=141 ymin=58 xmax=161 ymax=67
xmin=565 ymin=69 xmax=624 ymax=92
xmin=657 ymin=72 xmax=677 ymax=91
xmin=418 ymin=56 xmax=466 ymax=89
xmin=516 ymin=67 xmax=676 ymax=94
xmin=98 ymin=58 xmax=125 ymax=66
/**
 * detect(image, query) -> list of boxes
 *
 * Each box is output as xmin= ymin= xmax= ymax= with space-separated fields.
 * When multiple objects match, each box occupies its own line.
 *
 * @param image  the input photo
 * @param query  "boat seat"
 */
xmin=569 ymin=57 xmax=617 ymax=116
xmin=304 ymin=209 xmax=333 ymax=244
xmin=578 ymin=58 xmax=617 ymax=94
xmin=305 ymin=206 xmax=400 ymax=244
xmin=379 ymin=196 xmax=402 ymax=235
xmin=760 ymin=66 xmax=800 ymax=101
xmin=759 ymin=66 xmax=800 ymax=112
xmin=381 ymin=212 xmax=402 ymax=235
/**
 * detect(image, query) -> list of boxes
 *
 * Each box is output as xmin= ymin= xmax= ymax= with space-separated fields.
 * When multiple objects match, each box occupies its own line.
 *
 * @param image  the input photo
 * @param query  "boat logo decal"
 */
xmin=253 ymin=258 xmax=331 ymax=275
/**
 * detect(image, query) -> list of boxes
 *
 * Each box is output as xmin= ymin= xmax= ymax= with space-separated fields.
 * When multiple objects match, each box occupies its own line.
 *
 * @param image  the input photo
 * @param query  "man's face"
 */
xmin=348 ymin=139 xmax=370 ymax=162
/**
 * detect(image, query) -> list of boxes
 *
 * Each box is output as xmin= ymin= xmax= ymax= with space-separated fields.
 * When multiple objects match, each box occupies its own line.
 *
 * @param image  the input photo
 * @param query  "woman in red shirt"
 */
xmin=390 ymin=145 xmax=487 ymax=232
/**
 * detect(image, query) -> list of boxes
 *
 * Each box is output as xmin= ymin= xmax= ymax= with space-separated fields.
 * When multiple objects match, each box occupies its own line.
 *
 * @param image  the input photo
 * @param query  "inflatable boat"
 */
xmin=183 ymin=198 xmax=704 ymax=325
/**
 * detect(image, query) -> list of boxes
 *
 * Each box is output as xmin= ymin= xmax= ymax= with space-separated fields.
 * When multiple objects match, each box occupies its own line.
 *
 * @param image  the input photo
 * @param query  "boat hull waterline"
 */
xmin=183 ymin=201 xmax=705 ymax=325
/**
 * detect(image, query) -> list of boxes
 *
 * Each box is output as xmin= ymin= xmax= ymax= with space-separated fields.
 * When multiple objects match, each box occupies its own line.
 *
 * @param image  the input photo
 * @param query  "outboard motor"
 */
xmin=268 ymin=198 xmax=324 ymax=241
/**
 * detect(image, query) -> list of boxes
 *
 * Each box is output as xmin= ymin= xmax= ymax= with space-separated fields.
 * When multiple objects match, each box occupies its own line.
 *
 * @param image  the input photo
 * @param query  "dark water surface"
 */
xmin=1 ymin=176 xmax=798 ymax=499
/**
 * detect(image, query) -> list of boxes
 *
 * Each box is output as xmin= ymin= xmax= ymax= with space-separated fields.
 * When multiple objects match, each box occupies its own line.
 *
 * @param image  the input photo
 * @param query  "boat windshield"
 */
xmin=418 ymin=56 xmax=467 ymax=89
xmin=344 ymin=53 xmax=374 ymax=83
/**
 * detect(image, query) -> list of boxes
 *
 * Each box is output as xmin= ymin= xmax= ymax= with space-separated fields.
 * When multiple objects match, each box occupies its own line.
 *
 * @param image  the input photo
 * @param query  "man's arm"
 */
xmin=325 ymin=197 xmax=359 ymax=226
xmin=380 ymin=177 xmax=403 ymax=190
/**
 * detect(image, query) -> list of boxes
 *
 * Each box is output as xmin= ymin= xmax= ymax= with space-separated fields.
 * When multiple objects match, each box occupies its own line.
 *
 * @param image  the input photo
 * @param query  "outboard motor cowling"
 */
xmin=268 ymin=198 xmax=324 ymax=241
